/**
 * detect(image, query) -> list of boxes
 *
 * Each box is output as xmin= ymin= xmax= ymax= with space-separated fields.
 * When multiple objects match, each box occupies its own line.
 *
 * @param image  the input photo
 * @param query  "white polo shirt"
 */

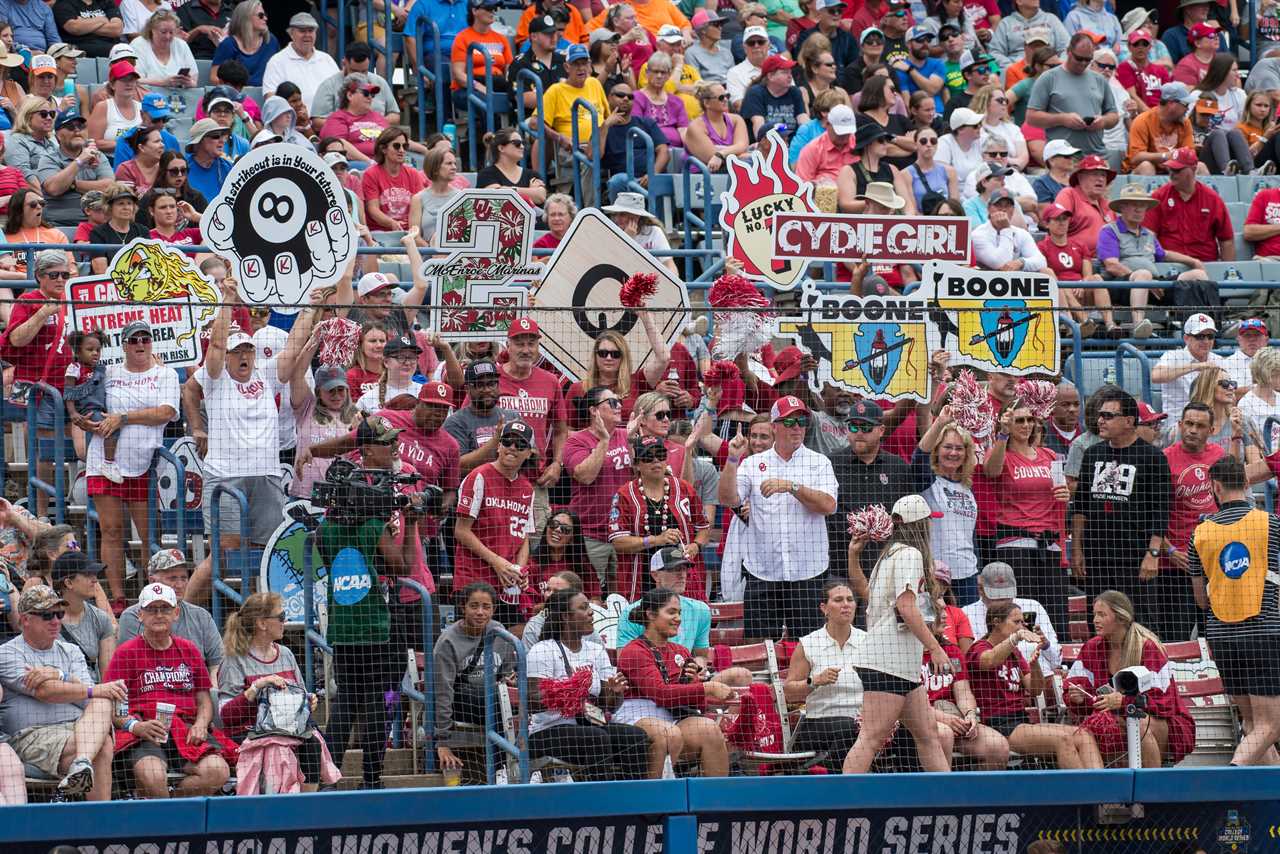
xmin=1153 ymin=346 xmax=1223 ymax=433
xmin=733 ymin=444 xmax=837 ymax=583
xmin=262 ymin=44 xmax=342 ymax=110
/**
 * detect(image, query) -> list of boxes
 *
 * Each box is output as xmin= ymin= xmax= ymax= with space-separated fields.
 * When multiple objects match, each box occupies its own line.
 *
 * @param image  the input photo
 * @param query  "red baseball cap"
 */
xmin=770 ymin=395 xmax=809 ymax=420
xmin=1165 ymin=147 xmax=1199 ymax=170
xmin=1042 ymin=203 xmax=1072 ymax=220
xmin=761 ymin=54 xmax=796 ymax=75
xmin=771 ymin=345 xmax=807 ymax=383
xmin=1070 ymin=154 xmax=1117 ymax=185
xmin=1189 ymin=22 xmax=1218 ymax=40
xmin=1128 ymin=28 xmax=1153 ymax=44
xmin=418 ymin=381 xmax=452 ymax=405
xmin=1137 ymin=402 xmax=1167 ymax=425
xmin=508 ymin=317 xmax=540 ymax=339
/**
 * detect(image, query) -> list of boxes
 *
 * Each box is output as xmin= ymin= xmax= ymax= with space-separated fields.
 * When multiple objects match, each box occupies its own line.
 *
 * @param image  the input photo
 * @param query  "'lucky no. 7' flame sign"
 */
xmin=423 ymin=189 xmax=542 ymax=341
xmin=719 ymin=128 xmax=818 ymax=292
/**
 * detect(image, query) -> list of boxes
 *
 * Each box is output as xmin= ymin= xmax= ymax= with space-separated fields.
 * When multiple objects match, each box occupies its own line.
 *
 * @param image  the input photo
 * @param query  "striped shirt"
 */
xmin=1187 ymin=500 xmax=1280 ymax=639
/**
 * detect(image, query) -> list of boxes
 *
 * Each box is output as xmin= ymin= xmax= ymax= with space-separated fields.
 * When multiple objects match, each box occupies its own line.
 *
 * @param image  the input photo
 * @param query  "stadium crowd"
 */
xmin=0 ymin=0 xmax=1271 ymax=799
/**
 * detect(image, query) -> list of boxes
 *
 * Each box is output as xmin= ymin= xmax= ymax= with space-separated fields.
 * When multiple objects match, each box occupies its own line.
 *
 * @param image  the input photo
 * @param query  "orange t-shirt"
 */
xmin=1003 ymin=59 xmax=1028 ymax=88
xmin=586 ymin=0 xmax=689 ymax=35
xmin=1123 ymin=107 xmax=1193 ymax=172
xmin=450 ymin=28 xmax=513 ymax=90
xmin=516 ymin=4 xmax=588 ymax=47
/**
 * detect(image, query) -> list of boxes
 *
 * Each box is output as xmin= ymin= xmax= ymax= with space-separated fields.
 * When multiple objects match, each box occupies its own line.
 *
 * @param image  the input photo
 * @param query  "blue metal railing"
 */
xmin=26 ymin=382 xmax=68 ymax=524
xmin=465 ymin=44 xmax=509 ymax=169
xmin=301 ymin=530 xmax=332 ymax=695
xmin=398 ymin=577 xmax=437 ymax=773
xmin=146 ymin=445 xmax=191 ymax=558
xmin=209 ymin=483 xmax=253 ymax=629
xmin=482 ymin=624 xmax=528 ymax=785
xmin=512 ymin=69 xmax=547 ymax=182
xmin=416 ymin=19 xmax=447 ymax=141
xmin=1113 ymin=343 xmax=1154 ymax=405
xmin=568 ymin=98 xmax=601 ymax=208
xmin=678 ymin=156 xmax=717 ymax=282
xmin=363 ymin=0 xmax=397 ymax=84
xmin=620 ymin=127 xmax=656 ymax=200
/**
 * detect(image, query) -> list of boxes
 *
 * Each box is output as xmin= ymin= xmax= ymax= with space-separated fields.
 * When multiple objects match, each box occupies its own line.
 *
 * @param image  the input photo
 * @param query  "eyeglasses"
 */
xmin=987 ymin=151 xmax=1008 ymax=158
xmin=390 ymin=352 xmax=418 ymax=363
xmin=388 ymin=141 xmax=407 ymax=150
xmin=637 ymin=450 xmax=668 ymax=462
xmin=596 ymin=348 xmax=623 ymax=359
xmin=595 ymin=397 xmax=622 ymax=409
xmin=818 ymin=60 xmax=836 ymax=67
xmin=1190 ymin=332 xmax=1216 ymax=341
xmin=126 ymin=335 xmax=151 ymax=345
xmin=503 ymin=137 xmax=525 ymax=147
xmin=712 ymin=93 xmax=729 ymax=101
xmin=268 ymin=612 xmax=286 ymax=621
xmin=141 ymin=605 xmax=174 ymax=615
xmin=41 ymin=270 xmax=70 ymax=280
xmin=1070 ymin=53 xmax=1092 ymax=63
xmin=1096 ymin=411 xmax=1124 ymax=421
xmin=846 ymin=422 xmax=878 ymax=432
xmin=31 ymin=610 xmax=65 ymax=621
xmin=167 ymin=166 xmax=188 ymax=175
xmin=650 ymin=410 xmax=672 ymax=420
xmin=35 ymin=110 xmax=55 ymax=119
xmin=745 ymin=39 xmax=767 ymax=46
xmin=358 ymin=86 xmax=379 ymax=96
xmin=500 ymin=437 xmax=531 ymax=451
xmin=1013 ymin=416 xmax=1035 ymax=425
xmin=918 ymin=137 xmax=937 ymax=145
xmin=26 ymin=200 xmax=45 ymax=208
xmin=1218 ymin=379 xmax=1238 ymax=390
xmin=613 ymin=92 xmax=634 ymax=100
xmin=1094 ymin=61 xmax=1116 ymax=71
xmin=548 ymin=521 xmax=575 ymax=533
xmin=778 ymin=416 xmax=809 ymax=428
xmin=993 ymin=96 xmax=1008 ymax=104
xmin=255 ymin=11 xmax=267 ymax=18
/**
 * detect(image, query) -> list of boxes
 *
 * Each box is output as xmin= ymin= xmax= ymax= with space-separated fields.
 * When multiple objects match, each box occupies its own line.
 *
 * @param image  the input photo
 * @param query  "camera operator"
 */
xmin=316 ymin=414 xmax=427 ymax=790
xmin=454 ymin=420 xmax=537 ymax=628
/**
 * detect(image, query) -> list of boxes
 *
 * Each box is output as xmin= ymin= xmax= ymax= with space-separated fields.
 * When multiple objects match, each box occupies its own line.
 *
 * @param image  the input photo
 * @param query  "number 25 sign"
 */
xmin=422 ymin=189 xmax=542 ymax=340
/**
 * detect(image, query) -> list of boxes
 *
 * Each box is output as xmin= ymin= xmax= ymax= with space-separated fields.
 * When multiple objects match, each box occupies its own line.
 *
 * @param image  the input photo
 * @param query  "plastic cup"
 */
xmin=155 ymin=702 xmax=175 ymax=743
xmin=443 ymin=767 xmax=462 ymax=787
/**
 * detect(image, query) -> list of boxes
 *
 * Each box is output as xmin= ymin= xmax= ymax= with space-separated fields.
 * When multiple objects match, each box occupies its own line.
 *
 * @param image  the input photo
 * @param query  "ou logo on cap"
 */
xmin=1220 ymin=541 xmax=1250 ymax=580
xmin=518 ymin=320 xmax=532 ymax=330
xmin=151 ymin=585 xmax=163 ymax=594
xmin=435 ymin=383 xmax=448 ymax=395
xmin=786 ymin=396 xmax=800 ymax=406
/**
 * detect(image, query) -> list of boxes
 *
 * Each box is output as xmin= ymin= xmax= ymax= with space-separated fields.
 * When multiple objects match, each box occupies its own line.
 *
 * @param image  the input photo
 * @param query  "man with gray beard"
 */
xmin=35 ymin=108 xmax=112 ymax=226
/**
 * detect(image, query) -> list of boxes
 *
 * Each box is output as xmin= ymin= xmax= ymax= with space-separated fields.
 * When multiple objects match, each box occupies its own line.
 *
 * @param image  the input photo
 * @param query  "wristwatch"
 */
xmin=789 ymin=481 xmax=799 ymax=495
xmin=1147 ymin=548 xmax=1161 ymax=557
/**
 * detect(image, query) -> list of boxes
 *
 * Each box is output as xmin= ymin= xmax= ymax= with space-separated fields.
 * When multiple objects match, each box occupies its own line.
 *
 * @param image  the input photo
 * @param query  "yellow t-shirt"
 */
xmin=637 ymin=58 xmax=703 ymax=119
xmin=539 ymin=77 xmax=610 ymax=142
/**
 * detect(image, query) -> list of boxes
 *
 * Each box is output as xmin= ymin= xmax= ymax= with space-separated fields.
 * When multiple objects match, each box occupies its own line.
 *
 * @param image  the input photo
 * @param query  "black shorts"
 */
xmin=984 ymin=711 xmax=1030 ymax=738
xmin=125 ymin=733 xmax=223 ymax=770
xmin=855 ymin=667 xmax=921 ymax=697
xmin=1211 ymin=634 xmax=1280 ymax=697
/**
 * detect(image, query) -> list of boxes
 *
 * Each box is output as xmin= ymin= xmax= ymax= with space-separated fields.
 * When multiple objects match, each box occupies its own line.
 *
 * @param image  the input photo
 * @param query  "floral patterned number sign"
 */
xmin=423 ymin=189 xmax=542 ymax=340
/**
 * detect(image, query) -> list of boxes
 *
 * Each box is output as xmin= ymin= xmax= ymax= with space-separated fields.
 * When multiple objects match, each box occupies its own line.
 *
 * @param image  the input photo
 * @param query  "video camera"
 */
xmin=311 ymin=459 xmax=443 ymax=525
xmin=1112 ymin=666 xmax=1155 ymax=696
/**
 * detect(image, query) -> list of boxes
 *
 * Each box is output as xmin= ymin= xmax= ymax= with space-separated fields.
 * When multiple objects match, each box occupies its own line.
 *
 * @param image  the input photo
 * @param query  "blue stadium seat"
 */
xmin=75 ymin=56 xmax=100 ymax=84
xmin=1241 ymin=174 xmax=1280 ymax=196
xmin=196 ymin=59 xmax=213 ymax=87
xmin=1227 ymin=202 xmax=1248 ymax=231
xmin=1201 ymin=174 xmax=1239 ymax=203
xmin=1205 ymin=260 xmax=1261 ymax=281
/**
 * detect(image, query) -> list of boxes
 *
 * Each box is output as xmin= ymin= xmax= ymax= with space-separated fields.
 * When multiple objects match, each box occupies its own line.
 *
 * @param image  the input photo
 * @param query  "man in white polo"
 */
xmin=718 ymin=395 xmax=837 ymax=640
xmin=1151 ymin=312 xmax=1224 ymax=432
xmin=262 ymin=12 xmax=341 ymax=110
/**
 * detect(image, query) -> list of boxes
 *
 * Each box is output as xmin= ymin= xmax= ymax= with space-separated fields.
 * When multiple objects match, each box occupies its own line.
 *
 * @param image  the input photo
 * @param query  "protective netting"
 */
xmin=0 ymin=291 xmax=1274 ymax=802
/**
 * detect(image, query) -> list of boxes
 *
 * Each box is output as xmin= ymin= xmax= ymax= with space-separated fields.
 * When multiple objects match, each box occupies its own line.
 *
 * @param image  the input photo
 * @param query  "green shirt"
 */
xmin=761 ymin=0 xmax=801 ymax=41
xmin=319 ymin=518 xmax=390 ymax=646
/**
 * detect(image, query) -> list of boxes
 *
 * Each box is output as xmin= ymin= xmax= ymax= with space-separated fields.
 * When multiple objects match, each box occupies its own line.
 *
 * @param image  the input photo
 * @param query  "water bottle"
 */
xmin=62 ymin=75 xmax=74 ymax=99
xmin=442 ymin=123 xmax=457 ymax=152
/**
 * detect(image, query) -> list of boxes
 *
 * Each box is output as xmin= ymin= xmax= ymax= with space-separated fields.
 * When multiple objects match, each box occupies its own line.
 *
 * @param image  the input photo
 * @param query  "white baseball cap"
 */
xmin=227 ymin=332 xmax=256 ymax=351
xmin=743 ymin=25 xmax=770 ymax=42
xmin=828 ymin=104 xmax=857 ymax=136
xmin=892 ymin=494 xmax=943 ymax=524
xmin=1184 ymin=313 xmax=1216 ymax=335
xmin=138 ymin=582 xmax=177 ymax=608
xmin=108 ymin=43 xmax=138 ymax=62
xmin=357 ymin=271 xmax=395 ymax=297
xmin=948 ymin=107 xmax=982 ymax=131
xmin=1043 ymin=139 xmax=1081 ymax=161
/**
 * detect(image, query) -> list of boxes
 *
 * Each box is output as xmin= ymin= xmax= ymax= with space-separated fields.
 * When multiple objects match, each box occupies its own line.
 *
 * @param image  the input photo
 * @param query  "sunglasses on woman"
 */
xmin=637 ymin=449 xmax=668 ymax=462
xmin=548 ymin=521 xmax=575 ymax=533
xmin=596 ymin=348 xmax=622 ymax=359
xmin=500 ymin=437 xmax=531 ymax=451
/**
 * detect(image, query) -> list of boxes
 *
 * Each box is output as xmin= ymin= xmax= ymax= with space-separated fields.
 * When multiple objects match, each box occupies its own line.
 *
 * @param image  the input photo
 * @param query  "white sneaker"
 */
xmin=58 ymin=756 xmax=94 ymax=796
xmin=1132 ymin=318 xmax=1154 ymax=339
xmin=102 ymin=461 xmax=124 ymax=484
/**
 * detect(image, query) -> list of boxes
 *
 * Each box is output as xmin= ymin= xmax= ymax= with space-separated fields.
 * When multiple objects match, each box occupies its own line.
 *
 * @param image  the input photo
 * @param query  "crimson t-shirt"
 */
xmin=564 ymin=427 xmax=633 ymax=540
xmin=995 ymin=446 xmax=1064 ymax=537
xmin=373 ymin=406 xmax=461 ymax=538
xmin=104 ymin=634 xmax=211 ymax=721
xmin=4 ymin=292 xmax=72 ymax=387
xmin=964 ymin=638 xmax=1028 ymax=718
xmin=1246 ymin=189 xmax=1280 ymax=258
xmin=346 ymin=366 xmax=381 ymax=400
xmin=1116 ymin=60 xmax=1171 ymax=108
xmin=923 ymin=641 xmax=968 ymax=704
xmin=1037 ymin=237 xmax=1088 ymax=282
xmin=454 ymin=461 xmax=535 ymax=588
xmin=1163 ymin=442 xmax=1223 ymax=553
xmin=359 ymin=164 xmax=427 ymax=231
xmin=496 ymin=365 xmax=567 ymax=467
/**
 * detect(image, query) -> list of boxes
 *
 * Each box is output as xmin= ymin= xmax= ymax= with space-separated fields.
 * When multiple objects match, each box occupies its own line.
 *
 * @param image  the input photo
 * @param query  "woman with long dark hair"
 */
xmin=528 ymin=510 xmax=598 ymax=600
xmin=137 ymin=150 xmax=206 ymax=228
xmin=843 ymin=495 xmax=952 ymax=774
xmin=5 ymin=187 xmax=72 ymax=275
xmin=965 ymin=601 xmax=1103 ymax=768
xmin=1064 ymin=590 xmax=1196 ymax=767
xmin=615 ymin=587 xmax=733 ymax=777
xmin=526 ymin=589 xmax=650 ymax=778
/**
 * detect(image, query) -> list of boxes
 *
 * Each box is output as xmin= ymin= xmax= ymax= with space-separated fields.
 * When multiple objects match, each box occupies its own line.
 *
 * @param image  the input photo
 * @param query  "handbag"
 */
xmin=247 ymin=683 xmax=314 ymax=740
xmin=4 ymin=302 xmax=66 ymax=408
xmin=911 ymin=164 xmax=947 ymax=216
xmin=642 ymin=638 xmax=702 ymax=721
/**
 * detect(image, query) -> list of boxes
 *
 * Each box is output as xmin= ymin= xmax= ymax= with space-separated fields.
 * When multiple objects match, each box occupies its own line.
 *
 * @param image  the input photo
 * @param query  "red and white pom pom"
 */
xmin=536 ymin=668 xmax=594 ymax=718
xmin=619 ymin=272 xmax=658 ymax=308
xmin=949 ymin=369 xmax=995 ymax=437
xmin=704 ymin=360 xmax=740 ymax=386
xmin=847 ymin=504 xmax=894 ymax=542
xmin=708 ymin=274 xmax=772 ymax=360
xmin=1015 ymin=379 xmax=1058 ymax=421
xmin=315 ymin=317 xmax=361 ymax=367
